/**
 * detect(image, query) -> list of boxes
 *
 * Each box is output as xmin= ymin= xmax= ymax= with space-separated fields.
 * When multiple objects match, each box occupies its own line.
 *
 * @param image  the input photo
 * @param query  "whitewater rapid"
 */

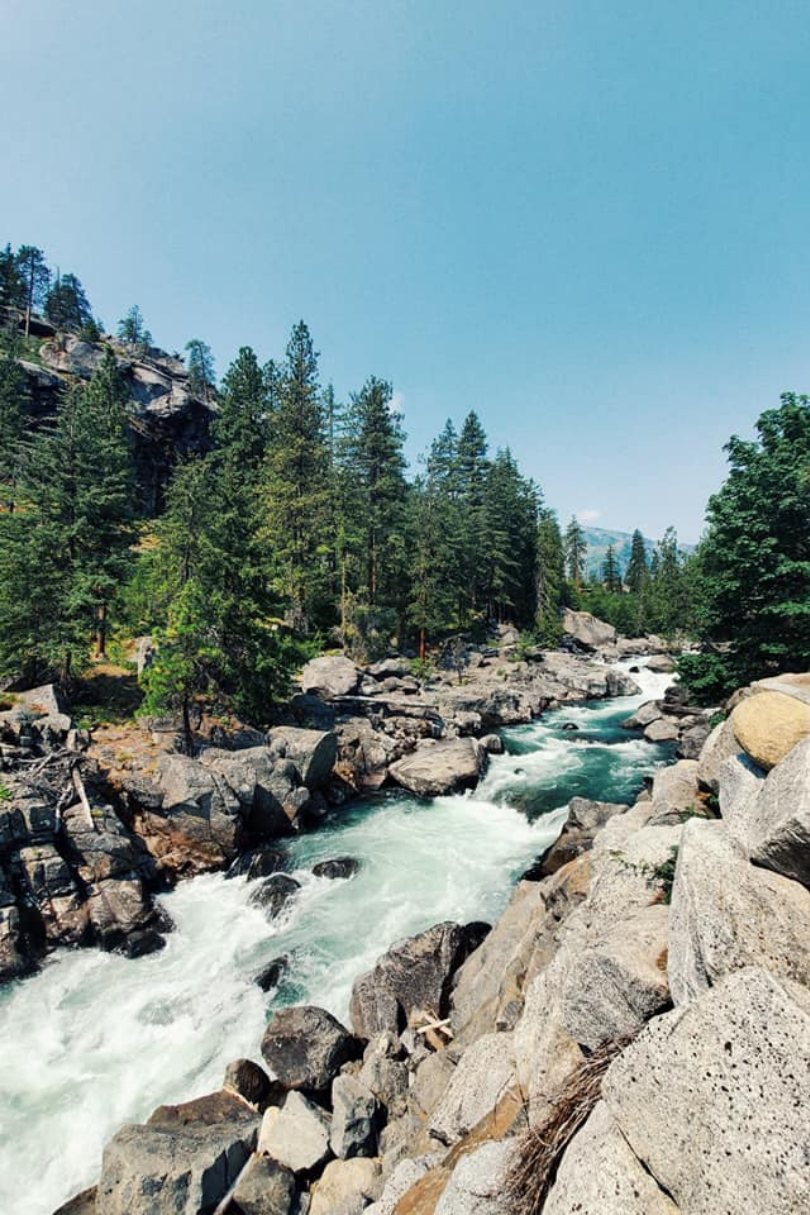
xmin=0 ymin=662 xmax=673 ymax=1214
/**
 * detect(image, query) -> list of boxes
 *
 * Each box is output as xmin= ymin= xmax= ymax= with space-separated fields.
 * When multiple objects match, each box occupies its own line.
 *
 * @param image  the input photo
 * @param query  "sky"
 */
xmin=2 ymin=0 xmax=810 ymax=544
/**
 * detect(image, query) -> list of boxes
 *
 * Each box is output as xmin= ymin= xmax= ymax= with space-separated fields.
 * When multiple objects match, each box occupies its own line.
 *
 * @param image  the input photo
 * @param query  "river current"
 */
xmin=0 ymin=662 xmax=673 ymax=1214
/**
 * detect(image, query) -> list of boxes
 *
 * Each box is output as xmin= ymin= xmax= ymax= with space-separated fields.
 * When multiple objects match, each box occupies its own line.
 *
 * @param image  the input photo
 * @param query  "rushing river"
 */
xmin=0 ymin=663 xmax=673 ymax=1215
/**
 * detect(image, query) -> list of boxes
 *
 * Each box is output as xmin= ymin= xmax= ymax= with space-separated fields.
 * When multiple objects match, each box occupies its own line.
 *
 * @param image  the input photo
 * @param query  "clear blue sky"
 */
xmin=3 ymin=0 xmax=809 ymax=543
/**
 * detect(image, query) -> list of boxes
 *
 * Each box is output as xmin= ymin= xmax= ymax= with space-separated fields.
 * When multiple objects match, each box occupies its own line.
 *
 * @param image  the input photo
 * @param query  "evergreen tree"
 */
xmin=261 ymin=320 xmax=329 ymax=632
xmin=601 ymin=544 xmax=623 ymax=593
xmin=456 ymin=411 xmax=490 ymax=620
xmin=0 ymin=348 xmax=135 ymax=681
xmin=564 ymin=516 xmax=587 ymax=590
xmin=185 ymin=338 xmax=215 ymax=401
xmin=536 ymin=508 xmax=565 ymax=644
xmin=44 ymin=272 xmax=93 ymax=331
xmin=117 ymin=305 xmax=152 ymax=353
xmin=15 ymin=246 xmax=51 ymax=336
xmin=215 ymin=346 xmax=271 ymax=472
xmin=0 ymin=355 xmax=27 ymax=512
xmin=482 ymin=449 xmax=538 ymax=623
xmin=680 ymin=393 xmax=810 ymax=699
xmin=0 ymin=243 xmax=24 ymax=310
xmin=408 ymin=471 xmax=457 ymax=658
xmin=625 ymin=528 xmax=649 ymax=594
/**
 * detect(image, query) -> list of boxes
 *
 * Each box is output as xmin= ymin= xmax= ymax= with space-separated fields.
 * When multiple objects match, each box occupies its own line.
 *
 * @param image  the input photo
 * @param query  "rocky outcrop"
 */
xmin=730 ymin=687 xmax=810 ymax=769
xmin=261 ymin=1005 xmax=359 ymax=1092
xmin=301 ymin=656 xmax=362 ymax=699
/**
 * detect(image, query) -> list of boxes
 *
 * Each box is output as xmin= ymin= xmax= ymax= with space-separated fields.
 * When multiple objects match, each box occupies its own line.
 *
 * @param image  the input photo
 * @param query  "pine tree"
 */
xmin=44 ymin=272 xmax=93 ymax=331
xmin=0 ymin=348 xmax=135 ymax=681
xmin=408 ymin=472 xmax=457 ymax=659
xmin=117 ymin=305 xmax=152 ymax=353
xmin=601 ymin=544 xmax=622 ymax=593
xmin=0 ymin=243 xmax=24 ymax=310
xmin=564 ymin=516 xmax=587 ymax=590
xmin=0 ymin=354 xmax=27 ymax=511
xmin=216 ymin=346 xmax=271 ymax=472
xmin=185 ymin=339 xmax=215 ymax=402
xmin=260 ymin=320 xmax=329 ymax=632
xmin=625 ymin=528 xmax=649 ymax=594
xmin=536 ymin=508 xmax=565 ymax=644
xmin=482 ymin=449 xmax=538 ymax=624
xmin=456 ymin=411 xmax=490 ymax=621
xmin=15 ymin=246 xmax=51 ymax=336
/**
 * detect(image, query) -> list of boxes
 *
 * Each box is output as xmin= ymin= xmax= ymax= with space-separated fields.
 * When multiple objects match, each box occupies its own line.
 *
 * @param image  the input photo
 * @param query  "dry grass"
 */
xmin=505 ymin=1035 xmax=634 ymax=1214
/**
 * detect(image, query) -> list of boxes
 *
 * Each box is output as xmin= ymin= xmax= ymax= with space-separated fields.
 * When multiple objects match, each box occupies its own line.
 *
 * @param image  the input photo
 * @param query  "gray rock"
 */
xmin=52 ymin=1186 xmax=98 ymax=1215
xmin=330 ymin=1072 xmax=380 ymax=1158
xmin=258 ymin=1091 xmax=332 ymax=1174
xmin=718 ymin=751 xmax=766 ymax=845
xmin=310 ymin=1157 xmax=382 ymax=1215
xmin=223 ymin=1058 xmax=276 ymax=1107
xmin=620 ymin=700 xmax=662 ymax=730
xmin=301 ymin=656 xmax=362 ymax=699
xmin=17 ymin=843 xmax=89 ymax=946
xmin=255 ymin=955 xmax=289 ymax=992
xmin=647 ymin=759 xmax=700 ymax=824
xmin=152 ymin=753 xmax=244 ymax=870
xmin=358 ymin=1035 xmax=409 ymax=1118
xmin=561 ymin=905 xmax=670 ymax=1049
xmin=96 ymin=1092 xmax=259 ymax=1215
xmin=365 ymin=1155 xmax=442 ymax=1215
xmin=409 ymin=1050 xmax=458 ymax=1122
xmin=535 ymin=797 xmax=627 ymax=875
xmin=603 ymin=968 xmax=810 ymax=1213
xmin=350 ymin=920 xmax=490 ymax=1039
xmin=669 ymin=818 xmax=810 ymax=1005
xmin=696 ymin=716 xmax=741 ymax=792
xmin=388 ymin=738 xmax=486 ymax=798
xmin=16 ymin=683 xmax=68 ymax=716
xmin=312 ymin=856 xmax=359 ymax=880
xmin=249 ymin=873 xmax=300 ymax=920
xmin=232 ymin=1154 xmax=296 ymax=1215
xmin=643 ymin=718 xmax=679 ymax=742
xmin=479 ymin=733 xmax=504 ymax=755
xmin=743 ymin=733 xmax=810 ymax=887
xmin=428 ymin=1032 xmax=515 ymax=1146
xmin=543 ymin=1101 xmax=678 ymax=1214
xmin=561 ymin=609 xmax=616 ymax=651
xmin=434 ymin=1139 xmax=514 ymax=1215
xmin=261 ymin=1005 xmax=358 ymax=1091
xmin=645 ymin=653 xmax=676 ymax=672
xmin=268 ymin=727 xmax=338 ymax=789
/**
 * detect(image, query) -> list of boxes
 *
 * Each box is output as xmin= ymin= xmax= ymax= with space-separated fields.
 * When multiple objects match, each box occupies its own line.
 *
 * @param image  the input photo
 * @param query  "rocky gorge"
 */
xmin=39 ymin=662 xmax=810 ymax=1215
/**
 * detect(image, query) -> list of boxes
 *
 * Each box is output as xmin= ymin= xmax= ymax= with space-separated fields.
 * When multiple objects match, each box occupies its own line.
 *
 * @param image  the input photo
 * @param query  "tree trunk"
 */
xmin=95 ymin=603 xmax=107 ymax=659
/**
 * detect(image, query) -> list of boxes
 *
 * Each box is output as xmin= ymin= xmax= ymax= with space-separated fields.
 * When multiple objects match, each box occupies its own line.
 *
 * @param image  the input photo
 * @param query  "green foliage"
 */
xmin=0 ymin=784 xmax=11 ymax=803
xmin=536 ymin=509 xmax=565 ymax=644
xmin=680 ymin=393 xmax=810 ymax=700
xmin=117 ymin=305 xmax=152 ymax=352
xmin=45 ymin=272 xmax=93 ymax=331
xmin=185 ymin=338 xmax=215 ymax=400
xmin=564 ymin=516 xmax=587 ymax=588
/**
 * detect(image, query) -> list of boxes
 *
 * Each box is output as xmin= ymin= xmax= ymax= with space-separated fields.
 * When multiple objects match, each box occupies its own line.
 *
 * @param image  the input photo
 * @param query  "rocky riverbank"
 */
xmin=1 ymin=615 xmax=690 ymax=985
xmin=57 ymin=669 xmax=810 ymax=1214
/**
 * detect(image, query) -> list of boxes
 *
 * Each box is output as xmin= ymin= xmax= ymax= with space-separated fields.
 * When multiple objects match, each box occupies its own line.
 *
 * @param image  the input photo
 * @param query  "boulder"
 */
xmin=646 ymin=759 xmax=700 ymax=825
xmin=479 ymin=733 xmax=504 ymax=755
xmin=695 ymin=715 xmax=740 ymax=792
xmin=261 ymin=1005 xmax=359 ymax=1091
xmin=434 ymin=1139 xmax=514 ymax=1215
xmin=533 ymin=798 xmax=626 ymax=876
xmin=258 ymin=1091 xmax=332 ymax=1174
xmin=312 ymin=856 xmax=359 ymax=880
xmin=428 ymin=1032 xmax=515 ymax=1146
xmin=643 ymin=718 xmax=678 ymax=743
xmin=310 ymin=1158 xmax=383 ymax=1215
xmin=52 ymin=1187 xmax=98 ymax=1215
xmin=223 ymin=1058 xmax=276 ymax=1108
xmin=140 ymin=754 xmax=244 ymax=874
xmin=543 ymin=1101 xmax=678 ymax=1215
xmin=603 ymin=968 xmax=810 ymax=1214
xmin=268 ymin=727 xmax=338 ymax=789
xmin=248 ymin=874 xmax=300 ymax=920
xmin=227 ymin=846 xmax=287 ymax=881
xmin=561 ymin=609 xmax=616 ymax=651
xmin=255 ymin=955 xmax=289 ymax=992
xmin=16 ymin=683 xmax=68 ymax=716
xmin=620 ymin=700 xmax=662 ymax=730
xmin=560 ymin=905 xmax=670 ymax=1049
xmin=717 ymin=751 xmax=766 ymax=846
xmin=675 ymin=720 xmax=712 ymax=760
xmin=364 ymin=1155 xmax=441 ymax=1215
xmin=751 ymin=671 xmax=810 ymax=706
xmin=96 ymin=1092 xmax=259 ymax=1215
xmin=0 ymin=879 xmax=31 ymax=982
xmin=17 ymin=843 xmax=89 ymax=946
xmin=644 ymin=653 xmax=675 ymax=673
xmin=330 ymin=1072 xmax=380 ymax=1159
xmin=350 ymin=921 xmax=490 ymax=1039
xmin=730 ymin=689 xmax=810 ymax=770
xmin=301 ymin=656 xmax=362 ymax=699
xmin=388 ymin=738 xmax=486 ymax=798
xmin=731 ymin=733 xmax=810 ymax=887
xmin=231 ymin=1155 xmax=296 ymax=1215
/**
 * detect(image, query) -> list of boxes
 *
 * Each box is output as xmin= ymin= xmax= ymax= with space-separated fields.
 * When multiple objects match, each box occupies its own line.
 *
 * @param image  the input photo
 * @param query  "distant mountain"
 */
xmin=582 ymin=526 xmax=694 ymax=580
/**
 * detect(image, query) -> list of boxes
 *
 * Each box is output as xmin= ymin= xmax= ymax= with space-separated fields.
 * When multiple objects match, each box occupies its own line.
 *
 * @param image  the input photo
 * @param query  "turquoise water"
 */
xmin=0 ymin=662 xmax=673 ymax=1215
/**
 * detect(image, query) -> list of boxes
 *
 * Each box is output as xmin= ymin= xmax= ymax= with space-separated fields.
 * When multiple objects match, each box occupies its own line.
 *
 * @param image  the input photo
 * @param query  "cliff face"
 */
xmin=14 ymin=322 xmax=214 ymax=514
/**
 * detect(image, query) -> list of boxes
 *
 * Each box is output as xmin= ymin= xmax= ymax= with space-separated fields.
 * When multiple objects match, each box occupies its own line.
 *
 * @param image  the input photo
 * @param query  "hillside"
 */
xmin=583 ymin=525 xmax=694 ymax=579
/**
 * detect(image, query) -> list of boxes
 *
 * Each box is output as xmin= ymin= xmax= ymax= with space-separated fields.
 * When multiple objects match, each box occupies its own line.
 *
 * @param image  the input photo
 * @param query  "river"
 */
xmin=0 ymin=662 xmax=673 ymax=1214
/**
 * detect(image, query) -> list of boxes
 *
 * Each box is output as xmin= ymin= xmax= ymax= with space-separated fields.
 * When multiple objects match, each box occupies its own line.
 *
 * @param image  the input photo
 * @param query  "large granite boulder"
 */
xmin=388 ymin=738 xmax=486 ymax=798
xmin=730 ymin=689 xmax=810 ymax=770
xmin=741 ymin=734 xmax=810 ymax=887
xmin=268 ymin=726 xmax=337 ymax=789
xmin=696 ymin=715 xmax=741 ymax=792
xmin=427 ymin=1032 xmax=515 ymax=1147
xmin=301 ymin=656 xmax=362 ymax=699
xmin=543 ymin=1101 xmax=678 ymax=1215
xmin=96 ymin=1091 xmax=260 ymax=1215
xmin=261 ymin=1004 xmax=359 ymax=1091
xmin=561 ymin=609 xmax=616 ymax=651
xmin=647 ymin=759 xmax=700 ymax=825
xmin=668 ymin=819 xmax=810 ymax=1005
xmin=310 ymin=1157 xmax=383 ymax=1215
xmin=231 ymin=1155 xmax=296 ymax=1215
xmin=350 ymin=920 xmax=490 ymax=1039
xmin=603 ymin=968 xmax=810 ymax=1213
xmin=533 ymin=797 xmax=626 ymax=875
xmin=329 ymin=1072 xmax=380 ymax=1159
xmin=258 ymin=1091 xmax=332 ymax=1174
xmin=17 ymin=843 xmax=89 ymax=947
xmin=434 ymin=1139 xmax=514 ymax=1215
